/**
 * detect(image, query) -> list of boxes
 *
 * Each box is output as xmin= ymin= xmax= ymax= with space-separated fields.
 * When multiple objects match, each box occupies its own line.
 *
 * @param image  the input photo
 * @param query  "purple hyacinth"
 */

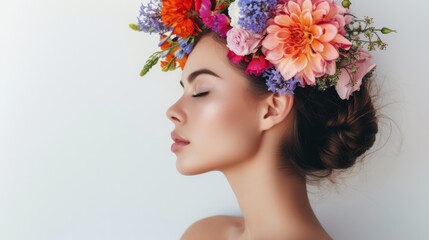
xmin=137 ymin=0 xmax=170 ymax=34
xmin=237 ymin=0 xmax=277 ymax=34
xmin=263 ymin=68 xmax=301 ymax=96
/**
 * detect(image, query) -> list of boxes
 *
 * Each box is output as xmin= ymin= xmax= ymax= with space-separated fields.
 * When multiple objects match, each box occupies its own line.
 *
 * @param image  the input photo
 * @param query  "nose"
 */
xmin=166 ymin=101 xmax=184 ymax=124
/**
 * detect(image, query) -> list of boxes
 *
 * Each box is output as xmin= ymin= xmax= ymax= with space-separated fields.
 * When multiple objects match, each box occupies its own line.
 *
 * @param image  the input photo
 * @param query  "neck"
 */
xmin=220 ymin=149 xmax=327 ymax=239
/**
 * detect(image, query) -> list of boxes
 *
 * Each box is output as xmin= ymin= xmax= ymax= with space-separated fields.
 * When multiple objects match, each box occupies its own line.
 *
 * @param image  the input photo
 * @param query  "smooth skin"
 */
xmin=166 ymin=33 xmax=333 ymax=240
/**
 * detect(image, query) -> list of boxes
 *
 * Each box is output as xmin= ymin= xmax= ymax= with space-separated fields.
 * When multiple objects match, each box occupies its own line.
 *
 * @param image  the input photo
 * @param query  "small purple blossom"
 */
xmin=179 ymin=37 xmax=195 ymax=54
xmin=263 ymin=68 xmax=301 ymax=95
xmin=174 ymin=49 xmax=186 ymax=59
xmin=237 ymin=0 xmax=277 ymax=34
xmin=137 ymin=0 xmax=170 ymax=34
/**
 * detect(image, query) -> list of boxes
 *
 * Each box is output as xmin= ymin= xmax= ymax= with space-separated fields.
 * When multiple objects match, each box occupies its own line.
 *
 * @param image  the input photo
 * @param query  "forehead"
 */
xmin=182 ymin=35 xmax=239 ymax=79
xmin=185 ymin=36 xmax=225 ymax=68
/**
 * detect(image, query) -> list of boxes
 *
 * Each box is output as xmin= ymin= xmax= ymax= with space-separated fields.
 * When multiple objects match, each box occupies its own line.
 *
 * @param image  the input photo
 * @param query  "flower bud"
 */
xmin=381 ymin=27 xmax=396 ymax=34
xmin=342 ymin=0 xmax=351 ymax=8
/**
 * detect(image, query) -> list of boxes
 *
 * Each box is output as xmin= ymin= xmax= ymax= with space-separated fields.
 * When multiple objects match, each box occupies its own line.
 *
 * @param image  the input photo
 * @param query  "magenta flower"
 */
xmin=227 ymin=50 xmax=245 ymax=64
xmin=246 ymin=55 xmax=273 ymax=76
xmin=199 ymin=0 xmax=232 ymax=37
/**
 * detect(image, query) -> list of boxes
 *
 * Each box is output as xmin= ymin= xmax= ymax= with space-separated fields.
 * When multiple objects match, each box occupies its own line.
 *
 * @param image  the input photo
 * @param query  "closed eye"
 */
xmin=192 ymin=92 xmax=209 ymax=98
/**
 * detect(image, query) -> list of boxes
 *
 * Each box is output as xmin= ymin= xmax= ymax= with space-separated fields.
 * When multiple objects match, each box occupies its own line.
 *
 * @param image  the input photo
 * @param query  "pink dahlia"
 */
xmin=262 ymin=0 xmax=353 ymax=86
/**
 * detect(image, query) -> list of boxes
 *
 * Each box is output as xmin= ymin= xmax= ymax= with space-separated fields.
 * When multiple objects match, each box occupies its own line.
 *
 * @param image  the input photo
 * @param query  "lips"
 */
xmin=171 ymin=131 xmax=190 ymax=152
xmin=171 ymin=131 xmax=190 ymax=144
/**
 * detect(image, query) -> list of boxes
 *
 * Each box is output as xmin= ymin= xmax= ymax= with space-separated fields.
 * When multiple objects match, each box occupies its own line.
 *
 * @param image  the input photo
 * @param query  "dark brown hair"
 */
xmin=195 ymin=31 xmax=380 ymax=183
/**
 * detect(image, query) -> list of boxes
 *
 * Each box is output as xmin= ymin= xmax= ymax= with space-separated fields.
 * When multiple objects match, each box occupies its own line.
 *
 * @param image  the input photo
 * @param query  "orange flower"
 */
xmin=177 ymin=55 xmax=188 ymax=70
xmin=161 ymin=54 xmax=177 ymax=71
xmin=159 ymin=34 xmax=180 ymax=57
xmin=161 ymin=0 xmax=201 ymax=38
xmin=159 ymin=34 xmax=169 ymax=51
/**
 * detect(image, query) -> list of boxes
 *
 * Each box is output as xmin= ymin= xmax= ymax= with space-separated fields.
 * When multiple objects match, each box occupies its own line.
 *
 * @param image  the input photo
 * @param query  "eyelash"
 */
xmin=192 ymin=91 xmax=209 ymax=98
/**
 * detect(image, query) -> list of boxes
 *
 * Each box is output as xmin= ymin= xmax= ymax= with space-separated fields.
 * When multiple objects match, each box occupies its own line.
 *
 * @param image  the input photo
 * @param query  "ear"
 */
xmin=259 ymin=93 xmax=294 ymax=131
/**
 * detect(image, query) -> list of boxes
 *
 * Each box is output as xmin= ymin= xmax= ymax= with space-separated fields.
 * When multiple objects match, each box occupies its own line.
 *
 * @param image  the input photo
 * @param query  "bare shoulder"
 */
xmin=180 ymin=215 xmax=243 ymax=240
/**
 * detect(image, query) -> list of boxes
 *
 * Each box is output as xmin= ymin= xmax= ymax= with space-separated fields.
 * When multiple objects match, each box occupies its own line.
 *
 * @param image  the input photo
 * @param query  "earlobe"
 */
xmin=260 ymin=93 xmax=294 ymax=131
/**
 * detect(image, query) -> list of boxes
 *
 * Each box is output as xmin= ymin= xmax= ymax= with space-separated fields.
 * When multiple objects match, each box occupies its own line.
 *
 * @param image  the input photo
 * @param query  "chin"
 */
xmin=175 ymin=158 xmax=215 ymax=176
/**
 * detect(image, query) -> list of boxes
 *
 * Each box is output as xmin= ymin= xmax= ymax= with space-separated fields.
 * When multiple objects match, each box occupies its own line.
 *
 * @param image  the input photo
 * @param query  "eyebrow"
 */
xmin=180 ymin=69 xmax=221 ymax=88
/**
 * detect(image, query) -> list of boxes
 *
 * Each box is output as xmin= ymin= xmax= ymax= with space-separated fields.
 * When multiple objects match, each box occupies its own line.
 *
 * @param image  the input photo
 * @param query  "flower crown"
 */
xmin=130 ymin=0 xmax=395 ymax=100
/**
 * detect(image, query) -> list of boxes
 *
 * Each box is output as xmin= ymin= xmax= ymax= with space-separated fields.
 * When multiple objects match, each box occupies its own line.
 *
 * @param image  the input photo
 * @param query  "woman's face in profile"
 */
xmin=166 ymin=34 xmax=264 ymax=175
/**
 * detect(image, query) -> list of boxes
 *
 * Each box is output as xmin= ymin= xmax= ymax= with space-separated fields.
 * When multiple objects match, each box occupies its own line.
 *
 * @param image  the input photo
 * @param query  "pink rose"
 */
xmin=226 ymin=27 xmax=263 ymax=56
xmin=245 ymin=56 xmax=273 ymax=76
xmin=335 ymin=48 xmax=376 ymax=100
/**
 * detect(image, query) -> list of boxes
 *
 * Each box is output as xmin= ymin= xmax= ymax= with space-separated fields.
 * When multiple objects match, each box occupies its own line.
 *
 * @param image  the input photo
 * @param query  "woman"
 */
xmin=132 ymin=0 xmax=393 ymax=239
xmin=167 ymin=31 xmax=378 ymax=240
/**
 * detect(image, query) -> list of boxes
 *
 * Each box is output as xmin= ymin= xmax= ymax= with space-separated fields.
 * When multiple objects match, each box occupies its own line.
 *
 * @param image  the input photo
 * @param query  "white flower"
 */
xmin=228 ymin=0 xmax=241 ymax=28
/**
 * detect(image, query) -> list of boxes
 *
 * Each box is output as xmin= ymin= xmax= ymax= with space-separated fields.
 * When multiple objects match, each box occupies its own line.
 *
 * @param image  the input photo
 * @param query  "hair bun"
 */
xmin=284 ymin=82 xmax=379 ymax=180
xmin=318 ymin=97 xmax=378 ymax=170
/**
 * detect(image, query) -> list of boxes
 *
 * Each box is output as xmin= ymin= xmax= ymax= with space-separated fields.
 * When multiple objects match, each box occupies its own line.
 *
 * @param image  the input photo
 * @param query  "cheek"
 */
xmin=178 ymin=94 xmax=260 ymax=174
xmin=206 ymin=100 xmax=257 ymax=147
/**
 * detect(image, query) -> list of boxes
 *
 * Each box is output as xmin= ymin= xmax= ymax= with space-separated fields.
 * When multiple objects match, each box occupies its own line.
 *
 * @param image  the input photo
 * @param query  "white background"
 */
xmin=0 ymin=0 xmax=427 ymax=239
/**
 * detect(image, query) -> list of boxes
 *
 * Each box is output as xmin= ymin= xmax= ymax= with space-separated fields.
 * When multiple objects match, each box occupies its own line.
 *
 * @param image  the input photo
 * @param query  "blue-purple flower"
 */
xmin=235 ymin=0 xmax=277 ymax=34
xmin=137 ymin=0 xmax=170 ymax=34
xmin=263 ymin=68 xmax=301 ymax=95
xmin=179 ymin=37 xmax=195 ymax=54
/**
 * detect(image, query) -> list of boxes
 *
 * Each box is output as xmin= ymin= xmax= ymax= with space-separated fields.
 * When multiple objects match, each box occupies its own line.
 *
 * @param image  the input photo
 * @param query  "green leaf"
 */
xmin=129 ymin=23 xmax=142 ymax=32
